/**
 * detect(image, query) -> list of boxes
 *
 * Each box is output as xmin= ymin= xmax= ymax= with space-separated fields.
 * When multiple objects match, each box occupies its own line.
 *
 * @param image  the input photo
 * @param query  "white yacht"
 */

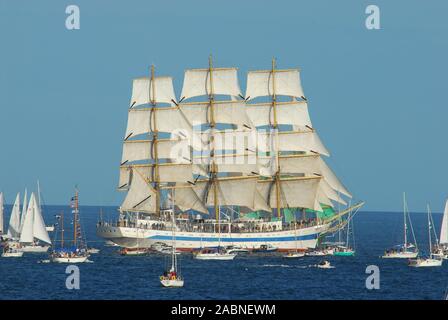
xmin=409 ymin=205 xmax=443 ymax=268
xmin=382 ymin=193 xmax=418 ymax=259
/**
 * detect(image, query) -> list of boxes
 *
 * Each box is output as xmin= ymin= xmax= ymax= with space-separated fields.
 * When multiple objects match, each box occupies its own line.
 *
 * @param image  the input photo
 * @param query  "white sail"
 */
xmin=318 ymin=158 xmax=351 ymax=198
xmin=0 ymin=192 xmax=3 ymax=234
xmin=319 ymin=179 xmax=347 ymax=206
xmin=130 ymin=76 xmax=176 ymax=107
xmin=122 ymin=138 xmax=192 ymax=163
xmin=6 ymin=193 xmax=21 ymax=239
xmin=180 ymin=68 xmax=242 ymax=100
xmin=125 ymin=107 xmax=191 ymax=138
xmin=245 ymin=69 xmax=305 ymax=100
xmin=193 ymin=176 xmax=260 ymax=210
xmin=440 ymin=199 xmax=448 ymax=244
xmin=254 ymin=189 xmax=272 ymax=212
xmin=257 ymin=177 xmax=321 ymax=211
xmin=317 ymin=185 xmax=333 ymax=207
xmin=169 ymin=185 xmax=208 ymax=214
xmin=258 ymin=154 xmax=320 ymax=177
xmin=180 ymin=101 xmax=252 ymax=129
xmin=119 ymin=163 xmax=201 ymax=188
xmin=32 ymin=196 xmax=51 ymax=244
xmin=257 ymin=130 xmax=330 ymax=156
xmin=246 ymin=101 xmax=311 ymax=128
xmin=121 ymin=168 xmax=157 ymax=213
xmin=20 ymin=189 xmax=28 ymax=232
xmin=19 ymin=193 xmax=35 ymax=243
xmin=193 ymin=153 xmax=257 ymax=176
xmin=197 ymin=129 xmax=256 ymax=154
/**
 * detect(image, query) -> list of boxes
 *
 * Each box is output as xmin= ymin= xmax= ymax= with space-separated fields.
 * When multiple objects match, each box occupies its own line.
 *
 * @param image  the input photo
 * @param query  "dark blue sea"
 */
xmin=1 ymin=206 xmax=447 ymax=300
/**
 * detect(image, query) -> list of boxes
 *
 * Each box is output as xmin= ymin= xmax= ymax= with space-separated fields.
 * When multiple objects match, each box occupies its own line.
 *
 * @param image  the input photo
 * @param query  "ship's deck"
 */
xmin=97 ymin=218 xmax=321 ymax=234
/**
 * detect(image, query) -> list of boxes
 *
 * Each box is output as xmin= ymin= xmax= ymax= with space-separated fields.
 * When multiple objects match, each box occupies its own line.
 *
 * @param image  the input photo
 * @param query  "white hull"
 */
xmin=19 ymin=245 xmax=50 ymax=253
xmin=227 ymin=248 xmax=249 ymax=254
xmin=382 ymin=251 xmax=418 ymax=259
xmin=284 ymin=252 xmax=305 ymax=258
xmin=194 ymin=253 xmax=236 ymax=260
xmin=2 ymin=251 xmax=24 ymax=257
xmin=409 ymin=258 xmax=443 ymax=267
xmin=305 ymin=250 xmax=328 ymax=256
xmin=161 ymin=279 xmax=184 ymax=287
xmin=318 ymin=265 xmax=334 ymax=269
xmin=51 ymin=256 xmax=88 ymax=263
xmin=97 ymin=223 xmax=329 ymax=251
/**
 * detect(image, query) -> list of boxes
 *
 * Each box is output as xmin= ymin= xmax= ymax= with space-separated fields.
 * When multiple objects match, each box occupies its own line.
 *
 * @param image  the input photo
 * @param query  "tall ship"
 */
xmin=96 ymin=57 xmax=364 ymax=251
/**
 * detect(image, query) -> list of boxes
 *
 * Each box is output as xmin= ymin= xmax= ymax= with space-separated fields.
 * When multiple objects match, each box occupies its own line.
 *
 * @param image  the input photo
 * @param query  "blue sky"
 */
xmin=0 ymin=0 xmax=447 ymax=212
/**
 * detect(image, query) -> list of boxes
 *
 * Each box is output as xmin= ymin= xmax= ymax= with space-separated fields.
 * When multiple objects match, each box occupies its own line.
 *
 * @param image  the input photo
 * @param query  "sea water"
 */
xmin=0 ymin=206 xmax=447 ymax=300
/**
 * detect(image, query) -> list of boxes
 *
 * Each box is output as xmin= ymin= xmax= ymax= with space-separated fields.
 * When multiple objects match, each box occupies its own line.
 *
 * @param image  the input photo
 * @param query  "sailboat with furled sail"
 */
xmin=50 ymin=189 xmax=89 ymax=263
xmin=408 ymin=204 xmax=443 ymax=267
xmin=96 ymin=57 xmax=364 ymax=252
xmin=382 ymin=193 xmax=418 ymax=259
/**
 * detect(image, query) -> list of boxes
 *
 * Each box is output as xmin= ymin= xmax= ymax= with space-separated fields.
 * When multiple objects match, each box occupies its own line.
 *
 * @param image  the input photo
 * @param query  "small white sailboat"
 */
xmin=0 ymin=193 xmax=23 ymax=258
xmin=284 ymin=251 xmax=305 ymax=258
xmin=119 ymin=247 xmax=149 ymax=255
xmin=382 ymin=193 xmax=419 ymax=259
xmin=160 ymin=203 xmax=184 ymax=288
xmin=87 ymin=247 xmax=100 ymax=254
xmin=333 ymin=216 xmax=355 ymax=256
xmin=0 ymin=192 xmax=4 ymax=238
xmin=50 ymin=189 xmax=89 ymax=263
xmin=408 ymin=257 xmax=442 ymax=267
xmin=432 ymin=199 xmax=448 ymax=259
xmin=252 ymin=244 xmax=278 ymax=253
xmin=317 ymin=260 xmax=334 ymax=269
xmin=36 ymin=181 xmax=55 ymax=233
xmin=225 ymin=245 xmax=249 ymax=254
xmin=2 ymin=246 xmax=24 ymax=257
xmin=409 ymin=205 xmax=443 ymax=268
xmin=306 ymin=250 xmax=327 ymax=256
xmin=19 ymin=193 xmax=51 ymax=253
xmin=159 ymin=247 xmax=181 ymax=255
xmin=6 ymin=193 xmax=21 ymax=241
xmin=194 ymin=247 xmax=237 ymax=260
xmin=104 ymin=240 xmax=119 ymax=247
xmin=194 ymin=206 xmax=236 ymax=261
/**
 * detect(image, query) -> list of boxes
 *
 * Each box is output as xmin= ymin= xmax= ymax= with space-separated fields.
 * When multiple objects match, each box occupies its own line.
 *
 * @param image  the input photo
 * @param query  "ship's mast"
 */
xmin=271 ymin=58 xmax=282 ymax=219
xmin=403 ymin=192 xmax=407 ymax=248
xmin=60 ymin=211 xmax=64 ymax=249
xmin=73 ymin=188 xmax=79 ymax=247
xmin=427 ymin=205 xmax=432 ymax=255
xmin=150 ymin=65 xmax=161 ymax=216
xmin=208 ymin=55 xmax=220 ymax=224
